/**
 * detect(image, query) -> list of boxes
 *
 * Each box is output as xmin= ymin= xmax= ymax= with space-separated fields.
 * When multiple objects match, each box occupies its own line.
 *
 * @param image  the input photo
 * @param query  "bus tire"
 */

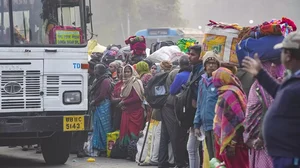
xmin=41 ymin=132 xmax=72 ymax=165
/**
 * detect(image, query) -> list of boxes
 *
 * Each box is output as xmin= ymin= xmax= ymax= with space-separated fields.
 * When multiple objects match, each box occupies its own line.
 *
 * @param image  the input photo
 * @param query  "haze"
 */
xmin=91 ymin=0 xmax=300 ymax=45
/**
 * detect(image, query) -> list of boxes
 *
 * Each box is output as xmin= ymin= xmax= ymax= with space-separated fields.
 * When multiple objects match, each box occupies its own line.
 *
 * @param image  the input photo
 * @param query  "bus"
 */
xmin=135 ymin=27 xmax=204 ymax=48
xmin=0 ymin=0 xmax=91 ymax=164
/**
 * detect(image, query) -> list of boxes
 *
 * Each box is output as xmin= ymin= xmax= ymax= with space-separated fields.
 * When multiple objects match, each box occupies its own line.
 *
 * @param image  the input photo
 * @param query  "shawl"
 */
xmin=243 ymin=62 xmax=284 ymax=143
xmin=212 ymin=67 xmax=247 ymax=154
xmin=136 ymin=61 xmax=150 ymax=77
xmin=121 ymin=65 xmax=144 ymax=101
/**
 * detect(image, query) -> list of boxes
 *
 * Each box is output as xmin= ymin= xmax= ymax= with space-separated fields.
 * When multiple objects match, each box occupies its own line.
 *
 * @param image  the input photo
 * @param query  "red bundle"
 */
xmin=125 ymin=36 xmax=146 ymax=56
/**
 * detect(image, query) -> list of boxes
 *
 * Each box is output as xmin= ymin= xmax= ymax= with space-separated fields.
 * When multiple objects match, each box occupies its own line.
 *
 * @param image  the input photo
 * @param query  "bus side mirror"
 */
xmin=85 ymin=6 xmax=92 ymax=24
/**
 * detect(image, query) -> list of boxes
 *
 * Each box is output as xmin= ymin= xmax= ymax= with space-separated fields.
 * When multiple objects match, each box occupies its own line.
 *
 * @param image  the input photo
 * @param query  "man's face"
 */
xmin=205 ymin=60 xmax=219 ymax=76
xmin=188 ymin=49 xmax=201 ymax=65
xmin=281 ymin=49 xmax=291 ymax=70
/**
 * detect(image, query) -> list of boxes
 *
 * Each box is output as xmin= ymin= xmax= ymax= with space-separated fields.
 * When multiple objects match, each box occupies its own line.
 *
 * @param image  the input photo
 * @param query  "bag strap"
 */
xmin=255 ymin=86 xmax=268 ymax=139
xmin=184 ymin=68 xmax=204 ymax=88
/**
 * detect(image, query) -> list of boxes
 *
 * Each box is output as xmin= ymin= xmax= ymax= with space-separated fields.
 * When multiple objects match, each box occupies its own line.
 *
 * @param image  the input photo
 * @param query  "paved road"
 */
xmin=0 ymin=147 xmax=144 ymax=168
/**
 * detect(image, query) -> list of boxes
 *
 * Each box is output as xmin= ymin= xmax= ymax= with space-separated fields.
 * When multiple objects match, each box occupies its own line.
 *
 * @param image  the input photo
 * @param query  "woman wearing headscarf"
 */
xmin=90 ymin=64 xmax=113 ymax=155
xmin=150 ymin=63 xmax=161 ymax=76
xmin=111 ymin=66 xmax=124 ymax=131
xmin=243 ymin=62 xmax=284 ymax=168
xmin=136 ymin=61 xmax=153 ymax=88
xmin=212 ymin=67 xmax=249 ymax=168
xmin=119 ymin=65 xmax=145 ymax=146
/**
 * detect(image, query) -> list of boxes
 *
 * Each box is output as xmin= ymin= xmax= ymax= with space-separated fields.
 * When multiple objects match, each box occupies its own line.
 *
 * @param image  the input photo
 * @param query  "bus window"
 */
xmin=0 ymin=0 xmax=10 ymax=44
xmin=10 ymin=0 xmax=86 ymax=46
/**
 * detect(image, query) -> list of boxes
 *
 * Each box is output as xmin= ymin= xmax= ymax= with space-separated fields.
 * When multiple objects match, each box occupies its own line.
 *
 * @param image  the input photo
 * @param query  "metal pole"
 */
xmin=127 ymin=12 xmax=130 ymax=37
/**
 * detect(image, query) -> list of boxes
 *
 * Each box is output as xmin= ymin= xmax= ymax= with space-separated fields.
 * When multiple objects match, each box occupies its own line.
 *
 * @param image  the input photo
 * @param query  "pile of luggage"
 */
xmin=200 ymin=18 xmax=297 ymax=67
xmin=236 ymin=17 xmax=297 ymax=65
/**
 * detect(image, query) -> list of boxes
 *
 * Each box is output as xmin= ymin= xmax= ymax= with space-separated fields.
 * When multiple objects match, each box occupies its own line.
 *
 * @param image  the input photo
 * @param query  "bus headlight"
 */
xmin=63 ymin=91 xmax=82 ymax=105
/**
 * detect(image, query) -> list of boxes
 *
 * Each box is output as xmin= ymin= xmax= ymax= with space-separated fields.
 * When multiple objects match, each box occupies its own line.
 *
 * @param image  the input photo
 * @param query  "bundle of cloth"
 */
xmin=238 ymin=17 xmax=297 ymax=40
xmin=236 ymin=17 xmax=297 ymax=66
xmin=125 ymin=36 xmax=147 ymax=56
xmin=177 ymin=38 xmax=198 ymax=53
xmin=207 ymin=20 xmax=243 ymax=31
xmin=101 ymin=45 xmax=120 ymax=66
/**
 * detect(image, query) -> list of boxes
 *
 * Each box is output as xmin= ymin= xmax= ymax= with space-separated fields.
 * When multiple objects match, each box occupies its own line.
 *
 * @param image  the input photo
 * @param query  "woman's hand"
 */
xmin=194 ymin=128 xmax=201 ymax=137
xmin=253 ymin=138 xmax=264 ymax=150
xmin=242 ymin=54 xmax=263 ymax=77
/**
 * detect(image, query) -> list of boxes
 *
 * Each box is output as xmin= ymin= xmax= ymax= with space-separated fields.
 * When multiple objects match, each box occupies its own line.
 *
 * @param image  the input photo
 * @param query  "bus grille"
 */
xmin=0 ymin=71 xmax=41 ymax=110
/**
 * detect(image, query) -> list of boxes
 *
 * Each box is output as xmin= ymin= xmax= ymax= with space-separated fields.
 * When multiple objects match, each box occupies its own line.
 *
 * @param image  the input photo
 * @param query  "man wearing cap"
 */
xmin=242 ymin=31 xmax=300 ymax=168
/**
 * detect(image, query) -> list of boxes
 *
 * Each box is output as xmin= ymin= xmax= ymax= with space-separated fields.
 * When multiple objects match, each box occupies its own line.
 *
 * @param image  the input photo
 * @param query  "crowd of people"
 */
xmin=79 ymin=31 xmax=300 ymax=168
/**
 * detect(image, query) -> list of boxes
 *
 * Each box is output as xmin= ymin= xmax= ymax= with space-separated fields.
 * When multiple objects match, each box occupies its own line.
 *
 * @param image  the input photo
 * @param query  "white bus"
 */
xmin=0 ymin=0 xmax=91 ymax=164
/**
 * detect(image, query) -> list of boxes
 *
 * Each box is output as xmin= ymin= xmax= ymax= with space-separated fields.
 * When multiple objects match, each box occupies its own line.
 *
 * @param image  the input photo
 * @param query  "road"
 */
xmin=0 ymin=147 xmax=143 ymax=168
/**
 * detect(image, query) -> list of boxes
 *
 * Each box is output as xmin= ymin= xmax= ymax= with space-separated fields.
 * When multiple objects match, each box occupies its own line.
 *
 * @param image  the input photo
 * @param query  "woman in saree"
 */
xmin=212 ymin=67 xmax=249 ymax=168
xmin=90 ymin=64 xmax=113 ymax=155
xmin=111 ymin=67 xmax=124 ymax=131
xmin=119 ymin=65 xmax=145 ymax=146
xmin=136 ymin=61 xmax=153 ymax=87
xmin=243 ymin=62 xmax=284 ymax=168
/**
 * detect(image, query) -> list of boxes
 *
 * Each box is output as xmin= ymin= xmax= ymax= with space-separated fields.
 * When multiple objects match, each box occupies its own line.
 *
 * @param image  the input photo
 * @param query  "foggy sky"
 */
xmin=180 ymin=0 xmax=300 ymax=29
xmin=90 ymin=0 xmax=300 ymax=44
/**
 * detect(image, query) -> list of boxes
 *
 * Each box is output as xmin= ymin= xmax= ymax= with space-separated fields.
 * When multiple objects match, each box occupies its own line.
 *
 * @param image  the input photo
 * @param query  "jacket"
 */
xmin=257 ymin=69 xmax=300 ymax=157
xmin=170 ymin=71 xmax=191 ymax=95
xmin=193 ymin=73 xmax=218 ymax=131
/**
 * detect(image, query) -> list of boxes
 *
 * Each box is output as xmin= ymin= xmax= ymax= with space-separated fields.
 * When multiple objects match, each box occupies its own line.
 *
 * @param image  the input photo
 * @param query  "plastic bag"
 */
xmin=83 ymin=133 xmax=98 ymax=157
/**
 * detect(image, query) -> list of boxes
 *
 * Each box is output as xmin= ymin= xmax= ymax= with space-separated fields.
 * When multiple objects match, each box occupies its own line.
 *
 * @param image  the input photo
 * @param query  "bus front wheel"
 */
xmin=41 ymin=132 xmax=72 ymax=165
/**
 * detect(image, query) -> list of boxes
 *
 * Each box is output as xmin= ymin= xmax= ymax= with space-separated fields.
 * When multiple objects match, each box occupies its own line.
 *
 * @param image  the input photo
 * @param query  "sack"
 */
xmin=135 ymin=122 xmax=151 ymax=163
xmin=106 ymin=131 xmax=120 ymax=158
xmin=236 ymin=35 xmax=284 ymax=66
xmin=201 ymin=26 xmax=240 ymax=65
xmin=150 ymin=41 xmax=176 ymax=54
xmin=110 ymin=138 xmax=128 ymax=159
xmin=147 ymin=46 xmax=182 ymax=63
xmin=49 ymin=26 xmax=84 ymax=44
xmin=145 ymin=72 xmax=170 ymax=109
xmin=175 ymin=72 xmax=203 ymax=128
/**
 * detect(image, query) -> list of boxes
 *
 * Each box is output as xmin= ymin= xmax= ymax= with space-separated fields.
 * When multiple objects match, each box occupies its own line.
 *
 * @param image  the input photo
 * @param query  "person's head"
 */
xmin=274 ymin=31 xmax=300 ymax=72
xmin=203 ymin=51 xmax=221 ymax=76
xmin=117 ymin=67 xmax=123 ymax=80
xmin=136 ymin=61 xmax=149 ymax=76
xmin=109 ymin=62 xmax=117 ymax=73
xmin=179 ymin=55 xmax=190 ymax=69
xmin=143 ymin=59 xmax=153 ymax=71
xmin=160 ymin=61 xmax=173 ymax=72
xmin=188 ymin=45 xmax=202 ymax=65
xmin=94 ymin=64 xmax=107 ymax=78
xmin=222 ymin=64 xmax=238 ymax=75
xmin=212 ymin=67 xmax=242 ymax=90
xmin=123 ymin=65 xmax=133 ymax=79
xmin=151 ymin=63 xmax=161 ymax=76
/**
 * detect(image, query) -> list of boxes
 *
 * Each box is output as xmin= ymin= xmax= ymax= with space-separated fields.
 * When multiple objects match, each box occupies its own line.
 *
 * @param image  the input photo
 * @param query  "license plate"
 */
xmin=63 ymin=115 xmax=84 ymax=132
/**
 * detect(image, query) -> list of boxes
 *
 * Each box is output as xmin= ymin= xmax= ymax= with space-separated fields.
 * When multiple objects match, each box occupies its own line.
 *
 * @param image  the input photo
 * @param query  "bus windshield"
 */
xmin=0 ymin=0 xmax=86 ymax=46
